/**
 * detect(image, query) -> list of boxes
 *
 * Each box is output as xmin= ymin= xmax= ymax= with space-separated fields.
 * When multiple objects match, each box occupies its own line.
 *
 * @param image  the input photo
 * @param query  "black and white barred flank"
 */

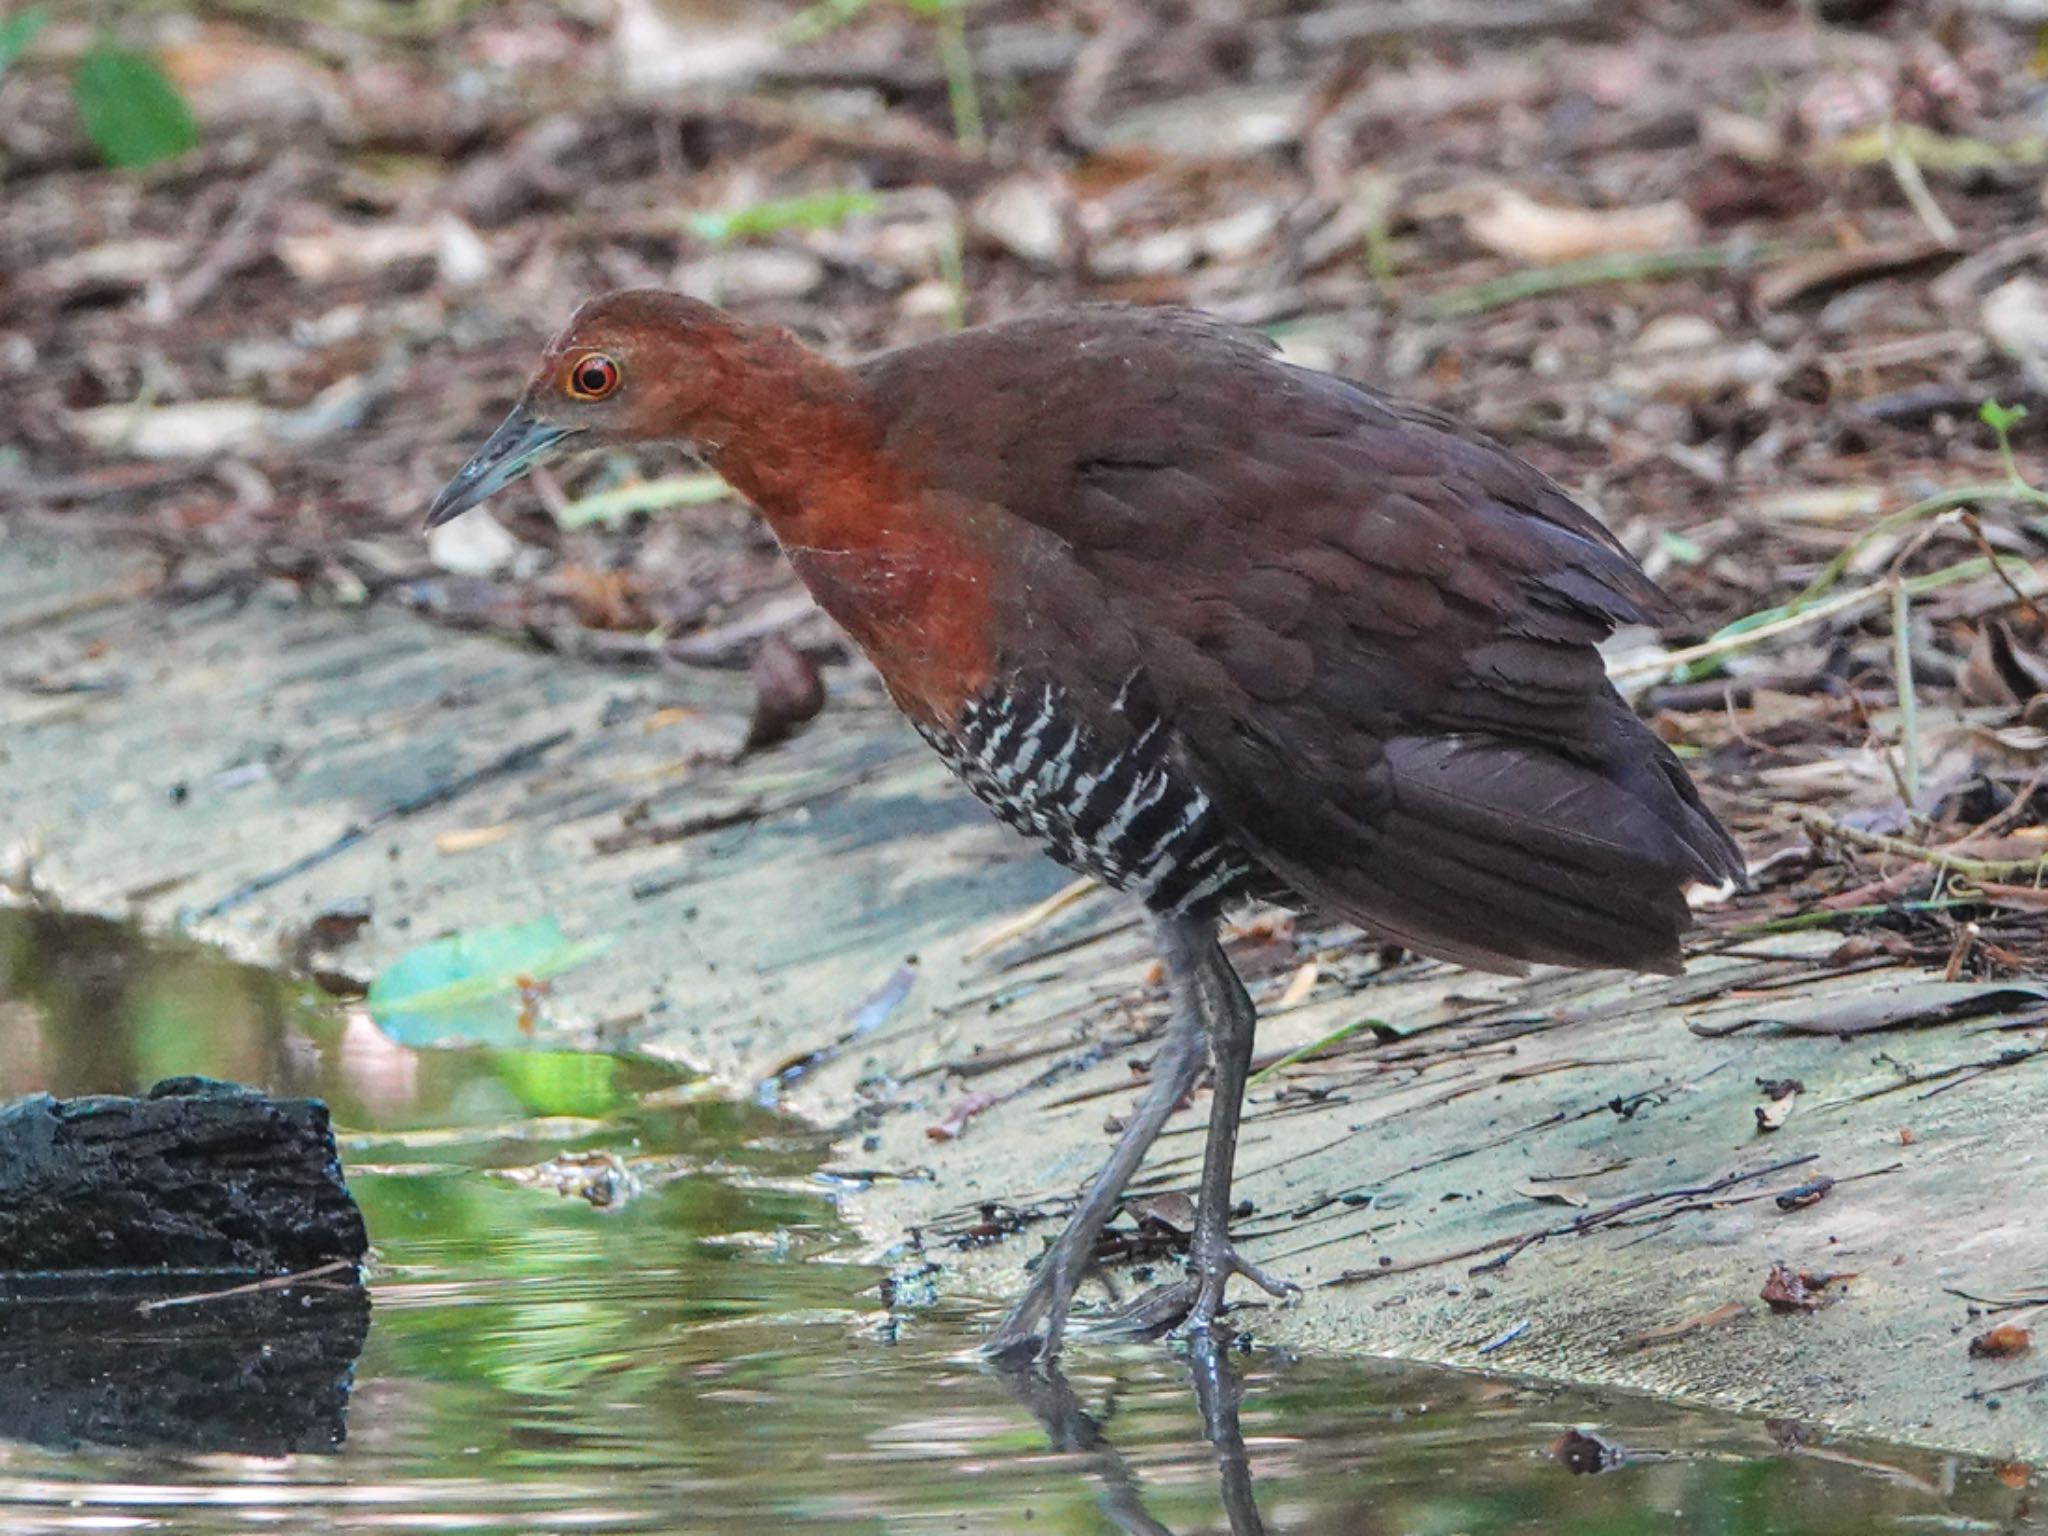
xmin=917 ymin=679 xmax=1255 ymax=916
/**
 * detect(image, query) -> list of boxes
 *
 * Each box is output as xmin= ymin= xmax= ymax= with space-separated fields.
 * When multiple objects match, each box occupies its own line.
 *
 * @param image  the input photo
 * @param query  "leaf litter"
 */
xmin=3 ymin=1 xmax=2045 ymax=984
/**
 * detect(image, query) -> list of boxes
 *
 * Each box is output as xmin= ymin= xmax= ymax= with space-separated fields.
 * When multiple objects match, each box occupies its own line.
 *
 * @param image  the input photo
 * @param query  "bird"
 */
xmin=427 ymin=289 xmax=1744 ymax=1361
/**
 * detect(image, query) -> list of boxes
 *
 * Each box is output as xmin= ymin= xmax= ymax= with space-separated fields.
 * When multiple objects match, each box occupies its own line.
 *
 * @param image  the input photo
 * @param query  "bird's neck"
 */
xmin=703 ymin=334 xmax=998 ymax=726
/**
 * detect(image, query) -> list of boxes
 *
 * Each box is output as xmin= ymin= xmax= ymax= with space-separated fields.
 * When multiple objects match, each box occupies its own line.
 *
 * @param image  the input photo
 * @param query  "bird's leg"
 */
xmin=1117 ymin=920 xmax=1298 ymax=1339
xmin=987 ymin=1359 xmax=1176 ymax=1536
xmin=982 ymin=919 xmax=1212 ymax=1362
xmin=1186 ymin=1329 xmax=1268 ymax=1536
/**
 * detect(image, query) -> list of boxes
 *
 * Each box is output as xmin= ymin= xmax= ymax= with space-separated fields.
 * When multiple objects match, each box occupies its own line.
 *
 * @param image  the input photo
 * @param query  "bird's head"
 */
xmin=426 ymin=289 xmax=746 ymax=527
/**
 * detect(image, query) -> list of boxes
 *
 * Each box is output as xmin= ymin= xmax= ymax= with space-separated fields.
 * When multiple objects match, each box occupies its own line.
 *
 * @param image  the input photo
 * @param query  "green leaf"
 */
xmin=783 ymin=0 xmax=871 ymax=42
xmin=367 ymin=919 xmax=615 ymax=1048
xmin=493 ymin=1050 xmax=624 ymax=1120
xmin=1248 ymin=1015 xmax=1397 ymax=1084
xmin=1980 ymin=398 xmax=2027 ymax=435
xmin=686 ymin=190 xmax=877 ymax=244
xmin=1657 ymin=529 xmax=1706 ymax=565
xmin=0 ymin=6 xmax=50 ymax=74
xmin=72 ymin=45 xmax=198 ymax=169
xmin=552 ymin=472 xmax=732 ymax=528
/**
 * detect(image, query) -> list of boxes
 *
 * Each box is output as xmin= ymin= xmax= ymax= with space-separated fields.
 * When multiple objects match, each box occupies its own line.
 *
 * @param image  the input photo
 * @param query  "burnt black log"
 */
xmin=0 ymin=1077 xmax=371 ymax=1454
xmin=0 ymin=1076 xmax=367 ymax=1275
xmin=0 ymin=1280 xmax=372 ymax=1455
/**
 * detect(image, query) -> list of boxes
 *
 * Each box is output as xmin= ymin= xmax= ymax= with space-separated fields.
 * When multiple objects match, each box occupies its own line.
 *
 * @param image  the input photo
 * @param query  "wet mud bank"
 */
xmin=6 ymin=529 xmax=2044 ymax=1460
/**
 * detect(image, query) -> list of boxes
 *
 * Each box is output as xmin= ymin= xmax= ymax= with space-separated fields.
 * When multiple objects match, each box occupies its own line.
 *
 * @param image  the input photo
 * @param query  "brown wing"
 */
xmin=862 ymin=307 xmax=1743 ymax=973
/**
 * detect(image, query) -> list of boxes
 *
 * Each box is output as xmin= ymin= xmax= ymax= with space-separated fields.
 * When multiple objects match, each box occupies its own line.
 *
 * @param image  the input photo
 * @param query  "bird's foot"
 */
xmin=1097 ymin=1234 xmax=1299 ymax=1342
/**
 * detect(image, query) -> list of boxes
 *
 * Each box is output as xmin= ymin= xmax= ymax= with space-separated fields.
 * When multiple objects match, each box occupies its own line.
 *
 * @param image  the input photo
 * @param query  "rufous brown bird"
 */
xmin=428 ymin=291 xmax=1743 ymax=1361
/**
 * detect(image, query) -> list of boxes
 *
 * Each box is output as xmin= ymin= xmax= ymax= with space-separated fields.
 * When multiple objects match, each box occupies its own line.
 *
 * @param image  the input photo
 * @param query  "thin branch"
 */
xmin=1882 ymin=120 xmax=1959 ymax=247
xmin=1800 ymin=809 xmax=2048 ymax=882
xmin=1890 ymin=577 xmax=1920 ymax=806
xmin=135 ymin=1259 xmax=359 ymax=1314
xmin=1614 ymin=553 xmax=2039 ymax=686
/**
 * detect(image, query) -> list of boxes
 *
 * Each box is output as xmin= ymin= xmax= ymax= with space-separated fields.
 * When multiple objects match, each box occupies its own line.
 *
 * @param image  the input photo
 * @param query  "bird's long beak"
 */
xmin=426 ymin=405 xmax=576 ymax=527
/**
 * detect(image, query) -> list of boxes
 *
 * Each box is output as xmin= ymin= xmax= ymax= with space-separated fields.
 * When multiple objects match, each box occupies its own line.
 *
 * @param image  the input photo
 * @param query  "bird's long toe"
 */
xmin=1090 ymin=1239 xmax=1299 ymax=1343
xmin=1180 ymin=1237 xmax=1300 ymax=1336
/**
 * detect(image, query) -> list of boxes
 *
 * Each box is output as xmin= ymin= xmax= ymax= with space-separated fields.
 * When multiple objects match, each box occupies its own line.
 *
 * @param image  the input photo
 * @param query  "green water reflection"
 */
xmin=0 ymin=908 xmax=2038 ymax=1534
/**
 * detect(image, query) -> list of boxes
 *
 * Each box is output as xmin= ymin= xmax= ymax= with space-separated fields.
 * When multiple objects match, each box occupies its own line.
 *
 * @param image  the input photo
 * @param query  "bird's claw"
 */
xmin=1093 ymin=1237 xmax=1299 ymax=1342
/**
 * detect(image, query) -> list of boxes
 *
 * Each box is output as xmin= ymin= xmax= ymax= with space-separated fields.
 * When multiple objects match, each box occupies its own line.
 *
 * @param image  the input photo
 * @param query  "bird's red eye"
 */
xmin=566 ymin=353 xmax=620 ymax=401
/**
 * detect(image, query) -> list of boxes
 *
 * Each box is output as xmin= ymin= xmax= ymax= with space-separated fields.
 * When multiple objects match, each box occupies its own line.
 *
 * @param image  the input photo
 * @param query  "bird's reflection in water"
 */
xmin=993 ymin=1329 xmax=1268 ymax=1536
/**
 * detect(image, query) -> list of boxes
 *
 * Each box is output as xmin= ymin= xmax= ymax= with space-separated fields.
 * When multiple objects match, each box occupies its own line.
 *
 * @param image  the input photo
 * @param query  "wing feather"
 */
xmin=861 ymin=307 xmax=1742 ymax=971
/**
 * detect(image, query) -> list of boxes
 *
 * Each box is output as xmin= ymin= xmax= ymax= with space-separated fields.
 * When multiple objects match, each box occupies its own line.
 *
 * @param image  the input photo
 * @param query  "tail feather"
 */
xmin=1237 ymin=721 xmax=1741 ymax=976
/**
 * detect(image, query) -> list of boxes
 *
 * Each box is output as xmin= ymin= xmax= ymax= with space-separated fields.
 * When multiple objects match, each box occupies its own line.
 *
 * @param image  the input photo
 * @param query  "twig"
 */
xmin=1616 ymin=1301 xmax=1748 ymax=1353
xmin=189 ymin=730 xmax=574 ymax=920
xmin=1248 ymin=1012 xmax=1391 ymax=1085
xmin=1612 ymin=553 xmax=2040 ymax=686
xmin=931 ymin=3 xmax=985 ymax=153
xmin=166 ymin=155 xmax=301 ymax=318
xmin=1969 ymin=1370 xmax=2048 ymax=1400
xmin=1726 ymin=897 xmax=1981 ymax=936
xmin=1415 ymin=244 xmax=1783 ymax=318
xmin=1881 ymin=121 xmax=1959 ymax=248
xmin=1610 ymin=1160 xmax=1903 ymax=1225
xmin=1941 ymin=1285 xmax=2048 ymax=1312
xmin=1837 ymin=1043 xmax=2048 ymax=1105
xmin=1620 ymin=448 xmax=2048 ymax=691
xmin=595 ymin=764 xmax=884 ymax=855
xmin=135 ymin=1259 xmax=358 ymax=1314
xmin=1799 ymin=809 xmax=2048 ymax=882
xmin=0 ymin=573 xmax=161 ymax=639
xmin=553 ymin=473 xmax=732 ymax=529
xmin=1890 ymin=577 xmax=1920 ymax=806
xmin=965 ymin=875 xmax=1099 ymax=960
xmin=1476 ymin=1318 xmax=1532 ymax=1354
xmin=1962 ymin=515 xmax=2048 ymax=624
xmin=1328 ymin=1154 xmax=1817 ymax=1285
xmin=596 ymin=798 xmax=773 ymax=853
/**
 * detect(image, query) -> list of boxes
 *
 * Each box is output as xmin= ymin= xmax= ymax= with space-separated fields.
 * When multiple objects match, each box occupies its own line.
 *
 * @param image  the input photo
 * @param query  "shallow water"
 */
xmin=0 ymin=908 xmax=2038 ymax=1534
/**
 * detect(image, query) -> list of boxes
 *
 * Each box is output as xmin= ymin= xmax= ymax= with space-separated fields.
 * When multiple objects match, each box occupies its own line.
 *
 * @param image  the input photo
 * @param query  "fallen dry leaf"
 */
xmin=552 ymin=565 xmax=650 ymax=632
xmin=927 ymin=1090 xmax=999 ymax=1143
xmin=1275 ymin=961 xmax=1320 ymax=1009
xmin=1756 ymin=1086 xmax=1802 ymax=1133
xmin=1755 ymin=236 xmax=1953 ymax=309
xmin=160 ymin=22 xmax=348 ymax=128
xmin=1552 ymin=1427 xmax=1627 ymax=1475
xmin=1127 ymin=1190 xmax=1196 ymax=1235
xmin=1775 ymin=1175 xmax=1836 ymax=1211
xmin=1619 ymin=1301 xmax=1748 ymax=1352
xmin=428 ymin=509 xmax=527 ymax=577
xmin=68 ymin=399 xmax=268 ymax=459
xmin=742 ymin=636 xmax=826 ymax=754
xmin=1983 ymin=274 xmax=2048 ymax=385
xmin=1464 ymin=188 xmax=1699 ymax=265
xmin=1514 ymin=1180 xmax=1589 ymax=1208
xmin=1763 ymin=1261 xmax=1855 ymax=1312
xmin=1959 ymin=620 xmax=2048 ymax=710
xmin=277 ymin=224 xmax=446 ymax=286
xmin=1740 ymin=979 xmax=2048 ymax=1037
xmin=1969 ymin=1323 xmax=2034 ymax=1359
xmin=643 ymin=706 xmax=705 ymax=731
xmin=971 ymin=174 xmax=1070 ymax=269
xmin=435 ymin=825 xmax=512 ymax=854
